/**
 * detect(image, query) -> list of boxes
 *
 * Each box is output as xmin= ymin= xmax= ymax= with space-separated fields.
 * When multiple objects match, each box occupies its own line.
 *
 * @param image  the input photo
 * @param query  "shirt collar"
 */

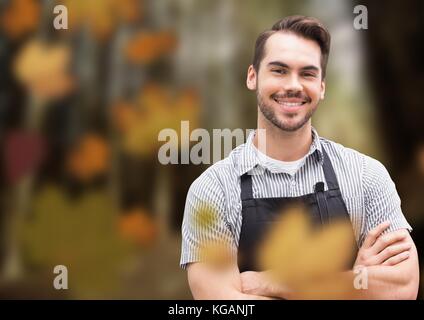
xmin=234 ymin=127 xmax=324 ymax=176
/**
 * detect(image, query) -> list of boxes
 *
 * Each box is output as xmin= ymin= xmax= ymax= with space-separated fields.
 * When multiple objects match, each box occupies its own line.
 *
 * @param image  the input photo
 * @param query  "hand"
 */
xmin=354 ymin=222 xmax=412 ymax=267
xmin=240 ymin=271 xmax=292 ymax=299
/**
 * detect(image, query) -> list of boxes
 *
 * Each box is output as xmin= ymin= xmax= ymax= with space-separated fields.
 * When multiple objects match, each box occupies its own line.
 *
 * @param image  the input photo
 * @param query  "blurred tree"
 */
xmin=358 ymin=0 xmax=424 ymax=298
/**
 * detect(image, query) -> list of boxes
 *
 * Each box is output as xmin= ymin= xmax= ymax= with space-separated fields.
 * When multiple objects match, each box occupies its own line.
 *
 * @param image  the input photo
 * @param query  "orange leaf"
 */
xmin=119 ymin=208 xmax=158 ymax=247
xmin=67 ymin=134 xmax=110 ymax=181
xmin=125 ymin=31 xmax=177 ymax=64
xmin=1 ymin=0 xmax=40 ymax=39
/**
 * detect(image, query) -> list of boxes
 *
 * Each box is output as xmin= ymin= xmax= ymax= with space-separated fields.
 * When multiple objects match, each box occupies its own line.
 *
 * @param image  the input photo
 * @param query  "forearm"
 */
xmin=351 ymin=265 xmax=419 ymax=299
xmin=241 ymin=260 xmax=419 ymax=300
xmin=352 ymin=240 xmax=419 ymax=299
xmin=188 ymin=263 xmax=274 ymax=300
xmin=191 ymin=283 xmax=274 ymax=300
xmin=254 ymin=269 xmax=418 ymax=300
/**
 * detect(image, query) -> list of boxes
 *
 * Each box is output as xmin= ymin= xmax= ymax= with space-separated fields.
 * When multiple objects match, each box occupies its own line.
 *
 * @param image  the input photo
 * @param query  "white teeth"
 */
xmin=274 ymin=99 xmax=304 ymax=107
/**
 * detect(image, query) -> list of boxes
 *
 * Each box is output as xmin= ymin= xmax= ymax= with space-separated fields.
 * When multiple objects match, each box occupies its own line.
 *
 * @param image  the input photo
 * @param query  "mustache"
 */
xmin=271 ymin=92 xmax=311 ymax=103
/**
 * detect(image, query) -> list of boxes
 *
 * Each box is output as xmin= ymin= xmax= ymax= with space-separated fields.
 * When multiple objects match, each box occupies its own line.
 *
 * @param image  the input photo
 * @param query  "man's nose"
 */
xmin=283 ymin=74 xmax=303 ymax=92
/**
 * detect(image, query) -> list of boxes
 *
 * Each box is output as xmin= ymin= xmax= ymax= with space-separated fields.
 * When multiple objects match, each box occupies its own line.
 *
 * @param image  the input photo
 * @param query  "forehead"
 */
xmin=262 ymin=31 xmax=322 ymax=68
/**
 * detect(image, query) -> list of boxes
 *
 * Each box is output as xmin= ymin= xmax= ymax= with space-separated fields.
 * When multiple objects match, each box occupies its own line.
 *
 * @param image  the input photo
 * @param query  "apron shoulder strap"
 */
xmin=240 ymin=173 xmax=253 ymax=200
xmin=321 ymin=147 xmax=340 ymax=191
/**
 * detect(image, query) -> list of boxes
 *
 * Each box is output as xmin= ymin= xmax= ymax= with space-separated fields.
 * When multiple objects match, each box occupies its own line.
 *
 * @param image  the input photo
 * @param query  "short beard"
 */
xmin=257 ymin=91 xmax=316 ymax=132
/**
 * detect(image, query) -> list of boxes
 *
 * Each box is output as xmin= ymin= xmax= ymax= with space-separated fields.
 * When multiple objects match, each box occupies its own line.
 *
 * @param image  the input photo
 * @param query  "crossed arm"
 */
xmin=187 ymin=223 xmax=420 ymax=300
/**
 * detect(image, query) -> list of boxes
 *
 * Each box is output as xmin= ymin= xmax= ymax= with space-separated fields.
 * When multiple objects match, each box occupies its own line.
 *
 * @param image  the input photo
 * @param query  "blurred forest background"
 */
xmin=0 ymin=0 xmax=422 ymax=299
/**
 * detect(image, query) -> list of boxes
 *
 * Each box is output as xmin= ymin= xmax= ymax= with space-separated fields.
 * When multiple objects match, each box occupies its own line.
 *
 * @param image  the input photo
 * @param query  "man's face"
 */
xmin=247 ymin=31 xmax=326 ymax=132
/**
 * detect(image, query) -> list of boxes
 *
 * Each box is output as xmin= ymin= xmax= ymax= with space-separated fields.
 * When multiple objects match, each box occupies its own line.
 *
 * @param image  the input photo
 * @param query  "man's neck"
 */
xmin=253 ymin=118 xmax=313 ymax=162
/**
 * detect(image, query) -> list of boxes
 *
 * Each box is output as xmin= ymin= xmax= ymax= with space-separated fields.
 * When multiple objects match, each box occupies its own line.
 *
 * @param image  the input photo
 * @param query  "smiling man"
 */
xmin=180 ymin=16 xmax=419 ymax=299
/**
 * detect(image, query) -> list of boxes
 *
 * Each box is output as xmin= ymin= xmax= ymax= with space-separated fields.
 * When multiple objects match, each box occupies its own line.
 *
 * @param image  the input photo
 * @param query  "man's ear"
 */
xmin=320 ymin=80 xmax=326 ymax=100
xmin=246 ymin=65 xmax=257 ymax=91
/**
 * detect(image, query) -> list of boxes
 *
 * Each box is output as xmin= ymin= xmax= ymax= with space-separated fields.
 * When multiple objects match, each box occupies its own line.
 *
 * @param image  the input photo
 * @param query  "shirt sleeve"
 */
xmin=360 ymin=156 xmax=412 ymax=246
xmin=180 ymin=171 xmax=236 ymax=269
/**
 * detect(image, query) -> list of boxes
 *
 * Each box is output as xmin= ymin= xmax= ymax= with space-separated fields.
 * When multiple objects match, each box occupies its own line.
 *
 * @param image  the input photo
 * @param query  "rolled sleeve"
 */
xmin=360 ymin=156 xmax=412 ymax=246
xmin=180 ymin=171 xmax=236 ymax=269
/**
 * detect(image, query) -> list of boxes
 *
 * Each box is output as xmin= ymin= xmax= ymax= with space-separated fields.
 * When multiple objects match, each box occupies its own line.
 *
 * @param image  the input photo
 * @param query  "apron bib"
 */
xmin=237 ymin=148 xmax=357 ymax=272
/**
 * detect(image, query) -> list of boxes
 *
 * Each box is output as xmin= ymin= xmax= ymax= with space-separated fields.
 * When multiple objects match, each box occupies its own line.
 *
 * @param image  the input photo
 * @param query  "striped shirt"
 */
xmin=180 ymin=128 xmax=412 ymax=269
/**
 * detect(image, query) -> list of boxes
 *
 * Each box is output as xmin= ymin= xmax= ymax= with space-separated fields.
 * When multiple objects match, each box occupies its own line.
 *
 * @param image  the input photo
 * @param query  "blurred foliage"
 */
xmin=0 ymin=0 xmax=421 ymax=299
xmin=1 ymin=0 xmax=40 ymax=40
xmin=20 ymin=185 xmax=133 ymax=298
xmin=4 ymin=130 xmax=45 ymax=185
xmin=125 ymin=31 xmax=177 ymax=64
xmin=194 ymin=204 xmax=235 ymax=269
xmin=258 ymin=205 xmax=357 ymax=299
xmin=66 ymin=133 xmax=110 ymax=182
xmin=60 ymin=0 xmax=141 ymax=40
xmin=119 ymin=207 xmax=158 ymax=248
xmin=113 ymin=83 xmax=200 ymax=156
xmin=13 ymin=39 xmax=74 ymax=102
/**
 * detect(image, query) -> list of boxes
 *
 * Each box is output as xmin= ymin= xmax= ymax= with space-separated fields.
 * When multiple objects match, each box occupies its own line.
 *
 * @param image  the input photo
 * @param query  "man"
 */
xmin=180 ymin=16 xmax=419 ymax=299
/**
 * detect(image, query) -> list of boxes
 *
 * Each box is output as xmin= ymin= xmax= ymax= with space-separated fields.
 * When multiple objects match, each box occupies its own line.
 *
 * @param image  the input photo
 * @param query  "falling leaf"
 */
xmin=112 ymin=101 xmax=139 ymax=133
xmin=4 ymin=130 xmax=46 ymax=185
xmin=112 ymin=83 xmax=200 ymax=157
xmin=258 ymin=205 xmax=357 ymax=298
xmin=125 ymin=31 xmax=177 ymax=64
xmin=20 ymin=185 xmax=132 ymax=298
xmin=119 ymin=208 xmax=158 ymax=248
xmin=195 ymin=203 xmax=217 ymax=230
xmin=198 ymin=241 xmax=235 ymax=270
xmin=1 ymin=0 xmax=40 ymax=39
xmin=13 ymin=39 xmax=74 ymax=101
xmin=193 ymin=203 xmax=235 ymax=269
xmin=66 ymin=134 xmax=110 ymax=182
xmin=60 ymin=0 xmax=142 ymax=40
xmin=290 ymin=272 xmax=358 ymax=300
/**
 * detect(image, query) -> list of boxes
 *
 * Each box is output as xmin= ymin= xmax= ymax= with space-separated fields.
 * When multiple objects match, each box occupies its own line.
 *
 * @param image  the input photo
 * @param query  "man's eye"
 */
xmin=272 ymin=69 xmax=287 ymax=74
xmin=302 ymin=73 xmax=316 ymax=78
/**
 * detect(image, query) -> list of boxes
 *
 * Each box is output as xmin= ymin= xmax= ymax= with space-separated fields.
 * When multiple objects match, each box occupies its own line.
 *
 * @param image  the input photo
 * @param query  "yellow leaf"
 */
xmin=61 ymin=0 xmax=141 ymax=40
xmin=258 ymin=205 xmax=356 ymax=296
xmin=114 ymin=84 xmax=200 ymax=157
xmin=13 ymin=39 xmax=74 ymax=101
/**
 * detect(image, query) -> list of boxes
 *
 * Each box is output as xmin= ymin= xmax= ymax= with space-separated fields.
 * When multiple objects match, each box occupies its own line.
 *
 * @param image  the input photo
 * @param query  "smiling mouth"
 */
xmin=273 ymin=98 xmax=307 ymax=107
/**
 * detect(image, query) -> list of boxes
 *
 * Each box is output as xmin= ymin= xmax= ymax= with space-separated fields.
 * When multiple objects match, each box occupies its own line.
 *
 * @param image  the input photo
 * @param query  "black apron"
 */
xmin=237 ymin=148 xmax=356 ymax=272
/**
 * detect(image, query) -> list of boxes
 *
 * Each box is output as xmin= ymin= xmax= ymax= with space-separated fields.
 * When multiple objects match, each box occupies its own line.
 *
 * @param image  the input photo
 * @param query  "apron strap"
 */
xmin=321 ymin=148 xmax=340 ymax=191
xmin=314 ymin=181 xmax=330 ymax=224
xmin=240 ymin=172 xmax=253 ymax=201
xmin=240 ymin=147 xmax=341 ymax=201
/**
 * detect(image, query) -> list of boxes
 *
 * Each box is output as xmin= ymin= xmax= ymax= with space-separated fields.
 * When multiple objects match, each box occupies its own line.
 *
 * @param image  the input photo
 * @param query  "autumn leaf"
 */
xmin=1 ymin=0 xmax=40 ymax=39
xmin=4 ymin=130 xmax=46 ymax=185
xmin=60 ymin=0 xmax=141 ymax=40
xmin=13 ymin=39 xmax=74 ymax=101
xmin=258 ymin=205 xmax=357 ymax=298
xmin=198 ymin=241 xmax=236 ymax=270
xmin=125 ymin=31 xmax=177 ymax=64
xmin=20 ymin=185 xmax=132 ymax=298
xmin=66 ymin=134 xmax=110 ymax=182
xmin=193 ymin=203 xmax=235 ymax=269
xmin=112 ymin=101 xmax=139 ymax=133
xmin=290 ymin=272 xmax=359 ymax=300
xmin=112 ymin=83 xmax=200 ymax=157
xmin=194 ymin=203 xmax=217 ymax=230
xmin=119 ymin=208 xmax=158 ymax=248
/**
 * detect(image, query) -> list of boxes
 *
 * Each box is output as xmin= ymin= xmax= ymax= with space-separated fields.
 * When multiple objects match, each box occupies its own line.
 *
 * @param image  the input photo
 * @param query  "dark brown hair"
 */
xmin=252 ymin=15 xmax=331 ymax=78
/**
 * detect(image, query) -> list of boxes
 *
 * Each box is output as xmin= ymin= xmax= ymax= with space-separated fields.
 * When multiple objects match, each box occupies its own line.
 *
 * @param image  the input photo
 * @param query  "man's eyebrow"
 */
xmin=267 ymin=61 xmax=320 ymax=72
xmin=301 ymin=65 xmax=320 ymax=72
xmin=267 ymin=61 xmax=289 ymax=68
